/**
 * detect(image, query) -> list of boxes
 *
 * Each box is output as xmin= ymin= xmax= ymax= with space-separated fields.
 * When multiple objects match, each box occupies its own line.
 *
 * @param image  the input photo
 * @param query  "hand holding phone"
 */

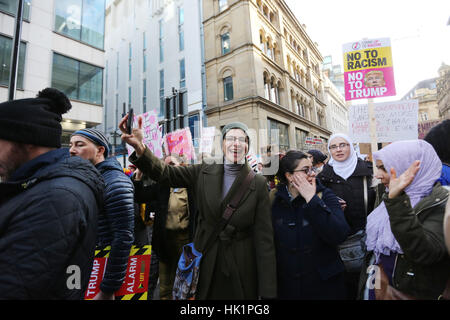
xmin=126 ymin=108 xmax=134 ymax=134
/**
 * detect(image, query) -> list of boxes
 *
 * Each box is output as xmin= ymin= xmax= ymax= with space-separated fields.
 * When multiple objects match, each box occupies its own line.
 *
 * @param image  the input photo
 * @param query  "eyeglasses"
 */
xmin=329 ymin=143 xmax=349 ymax=151
xmin=292 ymin=167 xmax=318 ymax=175
xmin=224 ymin=136 xmax=247 ymax=144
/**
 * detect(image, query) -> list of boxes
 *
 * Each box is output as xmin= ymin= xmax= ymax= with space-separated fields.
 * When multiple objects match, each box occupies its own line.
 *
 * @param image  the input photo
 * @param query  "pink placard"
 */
xmin=344 ymin=67 xmax=396 ymax=100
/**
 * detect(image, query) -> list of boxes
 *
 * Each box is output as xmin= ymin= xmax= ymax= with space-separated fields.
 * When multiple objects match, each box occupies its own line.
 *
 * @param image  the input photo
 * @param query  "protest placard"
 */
xmin=126 ymin=110 xmax=164 ymax=158
xmin=343 ymin=38 xmax=396 ymax=101
xmin=418 ymin=119 xmax=441 ymax=139
xmin=199 ymin=126 xmax=216 ymax=154
xmin=349 ymin=100 xmax=418 ymax=143
xmin=305 ymin=137 xmax=323 ymax=145
xmin=164 ymin=127 xmax=196 ymax=161
xmin=85 ymin=245 xmax=152 ymax=300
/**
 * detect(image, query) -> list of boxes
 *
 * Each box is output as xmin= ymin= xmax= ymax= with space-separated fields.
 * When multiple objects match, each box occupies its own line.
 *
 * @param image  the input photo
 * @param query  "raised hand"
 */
xmin=119 ymin=114 xmax=146 ymax=156
xmin=388 ymin=160 xmax=420 ymax=199
xmin=291 ymin=173 xmax=316 ymax=203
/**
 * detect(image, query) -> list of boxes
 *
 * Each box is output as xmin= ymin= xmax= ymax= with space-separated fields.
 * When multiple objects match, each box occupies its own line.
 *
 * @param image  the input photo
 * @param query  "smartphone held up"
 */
xmin=126 ymin=108 xmax=134 ymax=134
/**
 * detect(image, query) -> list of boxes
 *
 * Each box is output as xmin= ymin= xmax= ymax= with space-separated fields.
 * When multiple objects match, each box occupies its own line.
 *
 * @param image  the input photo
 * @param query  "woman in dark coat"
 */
xmin=317 ymin=133 xmax=375 ymax=299
xmin=120 ymin=117 xmax=277 ymax=300
xmin=271 ymin=150 xmax=350 ymax=299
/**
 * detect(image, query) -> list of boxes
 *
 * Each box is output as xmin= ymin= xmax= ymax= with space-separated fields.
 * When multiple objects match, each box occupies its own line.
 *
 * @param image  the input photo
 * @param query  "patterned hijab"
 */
xmin=327 ymin=133 xmax=358 ymax=180
xmin=366 ymin=140 xmax=442 ymax=263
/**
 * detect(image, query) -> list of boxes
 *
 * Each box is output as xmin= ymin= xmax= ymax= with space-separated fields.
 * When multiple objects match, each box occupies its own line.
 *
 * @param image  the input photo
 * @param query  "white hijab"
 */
xmin=327 ymin=133 xmax=358 ymax=180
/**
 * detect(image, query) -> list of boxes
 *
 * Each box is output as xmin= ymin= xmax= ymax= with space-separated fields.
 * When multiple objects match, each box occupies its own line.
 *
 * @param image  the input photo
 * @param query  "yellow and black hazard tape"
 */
xmin=95 ymin=245 xmax=112 ymax=258
xmin=130 ymin=245 xmax=151 ymax=256
xmin=117 ymin=292 xmax=148 ymax=300
xmin=95 ymin=245 xmax=151 ymax=258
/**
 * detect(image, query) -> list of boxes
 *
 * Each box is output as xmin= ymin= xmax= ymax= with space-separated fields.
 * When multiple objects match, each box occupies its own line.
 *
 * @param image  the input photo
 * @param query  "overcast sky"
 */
xmin=284 ymin=0 xmax=450 ymax=101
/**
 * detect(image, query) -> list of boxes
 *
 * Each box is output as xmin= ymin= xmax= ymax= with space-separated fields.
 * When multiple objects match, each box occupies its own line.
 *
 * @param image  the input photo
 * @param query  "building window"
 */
xmin=295 ymin=128 xmax=308 ymax=152
xmin=268 ymin=118 xmax=289 ymax=152
xmin=259 ymin=34 xmax=266 ymax=53
xmin=51 ymin=53 xmax=103 ymax=105
xmin=159 ymin=69 xmax=164 ymax=116
xmin=420 ymin=112 xmax=428 ymax=121
xmin=218 ymin=0 xmax=228 ymax=12
xmin=264 ymin=77 xmax=270 ymax=100
xmin=143 ymin=78 xmax=147 ymax=113
xmin=0 ymin=0 xmax=31 ymax=20
xmin=221 ymin=32 xmax=230 ymax=55
xmin=0 ymin=35 xmax=26 ymax=89
xmin=270 ymin=79 xmax=279 ymax=104
xmin=189 ymin=114 xmax=200 ymax=148
xmin=159 ymin=19 xmax=164 ymax=63
xmin=223 ymin=76 xmax=233 ymax=101
xmin=296 ymin=99 xmax=305 ymax=117
xmin=54 ymin=0 xmax=105 ymax=49
xmin=178 ymin=7 xmax=184 ymax=51
xmin=179 ymin=58 xmax=186 ymax=88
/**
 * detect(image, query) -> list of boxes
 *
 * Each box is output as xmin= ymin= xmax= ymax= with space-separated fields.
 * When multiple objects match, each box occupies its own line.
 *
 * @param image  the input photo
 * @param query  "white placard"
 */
xmin=199 ymin=126 xmax=216 ymax=154
xmin=349 ymin=100 xmax=418 ymax=143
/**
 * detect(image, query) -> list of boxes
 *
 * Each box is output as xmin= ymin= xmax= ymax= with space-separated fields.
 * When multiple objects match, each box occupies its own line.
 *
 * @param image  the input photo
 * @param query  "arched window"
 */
xmin=266 ymin=40 xmax=273 ymax=59
xmin=259 ymin=32 xmax=266 ymax=53
xmin=219 ymin=0 xmax=228 ymax=12
xmin=264 ymin=73 xmax=270 ymax=100
xmin=221 ymin=32 xmax=230 ymax=54
xmin=223 ymin=76 xmax=233 ymax=101
xmin=270 ymin=77 xmax=279 ymax=104
xmin=221 ymin=68 xmax=234 ymax=101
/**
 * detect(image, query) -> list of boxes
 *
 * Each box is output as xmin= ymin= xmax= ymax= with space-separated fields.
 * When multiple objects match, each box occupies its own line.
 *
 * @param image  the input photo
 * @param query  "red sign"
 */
xmin=85 ymin=248 xmax=151 ymax=299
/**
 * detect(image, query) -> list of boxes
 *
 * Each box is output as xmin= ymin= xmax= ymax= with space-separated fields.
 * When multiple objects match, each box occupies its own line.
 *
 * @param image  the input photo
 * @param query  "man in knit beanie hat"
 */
xmin=0 ymin=88 xmax=103 ymax=299
xmin=70 ymin=128 xmax=135 ymax=300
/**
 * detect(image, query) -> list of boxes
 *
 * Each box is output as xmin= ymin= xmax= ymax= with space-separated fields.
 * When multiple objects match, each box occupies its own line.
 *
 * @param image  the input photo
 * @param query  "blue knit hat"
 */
xmin=71 ymin=128 xmax=109 ymax=157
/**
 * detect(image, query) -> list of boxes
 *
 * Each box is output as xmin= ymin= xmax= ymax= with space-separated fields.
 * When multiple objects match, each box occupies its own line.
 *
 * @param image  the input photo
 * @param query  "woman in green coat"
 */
xmin=360 ymin=140 xmax=450 ymax=300
xmin=119 ymin=116 xmax=277 ymax=300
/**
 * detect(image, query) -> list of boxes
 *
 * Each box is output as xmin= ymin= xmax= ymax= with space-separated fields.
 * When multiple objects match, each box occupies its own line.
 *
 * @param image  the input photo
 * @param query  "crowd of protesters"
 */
xmin=0 ymin=88 xmax=449 ymax=300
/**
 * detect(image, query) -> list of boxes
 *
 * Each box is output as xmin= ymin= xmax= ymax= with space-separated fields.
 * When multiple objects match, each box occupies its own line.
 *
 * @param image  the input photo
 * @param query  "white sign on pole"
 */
xmin=199 ymin=126 xmax=216 ymax=154
xmin=349 ymin=100 xmax=418 ymax=143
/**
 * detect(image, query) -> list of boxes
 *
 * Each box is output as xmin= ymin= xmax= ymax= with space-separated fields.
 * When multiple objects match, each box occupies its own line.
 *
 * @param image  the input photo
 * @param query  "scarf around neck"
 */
xmin=366 ymin=140 xmax=442 ymax=263
xmin=327 ymin=133 xmax=358 ymax=180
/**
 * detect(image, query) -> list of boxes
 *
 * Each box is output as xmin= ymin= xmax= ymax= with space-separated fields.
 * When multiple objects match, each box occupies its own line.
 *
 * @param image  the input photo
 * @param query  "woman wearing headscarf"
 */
xmin=119 ymin=116 xmax=276 ymax=300
xmin=317 ymin=133 xmax=376 ymax=299
xmin=360 ymin=140 xmax=450 ymax=300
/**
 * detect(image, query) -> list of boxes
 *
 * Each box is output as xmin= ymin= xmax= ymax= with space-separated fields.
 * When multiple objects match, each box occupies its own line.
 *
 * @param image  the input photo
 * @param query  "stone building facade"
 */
xmin=203 ymin=0 xmax=331 ymax=156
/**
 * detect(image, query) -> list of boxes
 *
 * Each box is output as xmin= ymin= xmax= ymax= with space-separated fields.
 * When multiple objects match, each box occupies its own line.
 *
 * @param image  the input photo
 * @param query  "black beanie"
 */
xmin=0 ymin=88 xmax=72 ymax=148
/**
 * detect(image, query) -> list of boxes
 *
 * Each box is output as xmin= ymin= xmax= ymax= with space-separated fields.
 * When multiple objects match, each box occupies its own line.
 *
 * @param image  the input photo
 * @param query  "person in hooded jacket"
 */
xmin=70 ymin=128 xmax=134 ymax=300
xmin=317 ymin=133 xmax=376 ymax=299
xmin=0 ymin=88 xmax=103 ymax=299
xmin=360 ymin=139 xmax=450 ymax=300
xmin=270 ymin=150 xmax=350 ymax=299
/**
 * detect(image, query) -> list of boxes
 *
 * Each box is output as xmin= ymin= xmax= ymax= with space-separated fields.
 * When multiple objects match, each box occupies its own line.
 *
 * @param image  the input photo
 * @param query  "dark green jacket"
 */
xmin=359 ymin=184 xmax=450 ymax=299
xmin=130 ymin=147 xmax=277 ymax=299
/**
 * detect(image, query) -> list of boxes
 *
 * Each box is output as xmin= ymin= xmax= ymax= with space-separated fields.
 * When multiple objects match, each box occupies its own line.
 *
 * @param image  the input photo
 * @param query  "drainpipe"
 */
xmin=8 ymin=0 xmax=24 ymax=101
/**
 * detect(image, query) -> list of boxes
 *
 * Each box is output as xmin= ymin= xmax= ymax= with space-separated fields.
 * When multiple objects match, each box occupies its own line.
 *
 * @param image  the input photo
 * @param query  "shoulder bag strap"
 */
xmin=202 ymin=170 xmax=256 ymax=253
xmin=363 ymin=176 xmax=368 ymax=216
